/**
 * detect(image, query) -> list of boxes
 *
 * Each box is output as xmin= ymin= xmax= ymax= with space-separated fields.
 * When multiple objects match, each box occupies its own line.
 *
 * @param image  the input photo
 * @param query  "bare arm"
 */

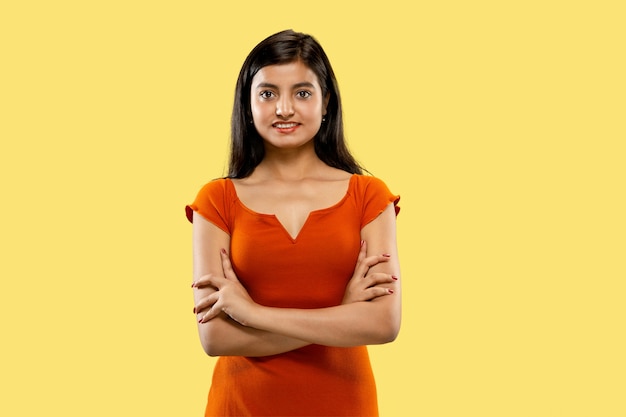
xmin=197 ymin=203 xmax=401 ymax=348
xmin=192 ymin=212 xmax=309 ymax=357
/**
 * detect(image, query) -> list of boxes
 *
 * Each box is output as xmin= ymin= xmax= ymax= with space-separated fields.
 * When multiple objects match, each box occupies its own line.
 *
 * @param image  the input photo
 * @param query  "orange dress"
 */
xmin=186 ymin=174 xmax=400 ymax=417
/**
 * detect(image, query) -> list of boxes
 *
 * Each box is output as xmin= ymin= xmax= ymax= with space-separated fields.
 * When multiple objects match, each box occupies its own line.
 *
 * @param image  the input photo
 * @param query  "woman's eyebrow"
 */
xmin=255 ymin=82 xmax=278 ymax=89
xmin=292 ymin=82 xmax=316 ymax=89
xmin=255 ymin=82 xmax=316 ymax=89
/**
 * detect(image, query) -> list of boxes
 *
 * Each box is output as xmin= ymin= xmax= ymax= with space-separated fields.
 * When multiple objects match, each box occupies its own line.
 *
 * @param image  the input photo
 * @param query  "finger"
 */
xmin=354 ymin=241 xmax=368 ymax=274
xmin=363 ymin=254 xmax=392 ymax=268
xmin=354 ymin=254 xmax=391 ymax=278
xmin=357 ymin=240 xmax=367 ymax=263
xmin=362 ymin=286 xmax=395 ymax=301
xmin=350 ymin=241 xmax=368 ymax=279
xmin=193 ymin=292 xmax=220 ymax=315
xmin=220 ymin=248 xmax=240 ymax=283
xmin=363 ymin=273 xmax=398 ymax=287
xmin=199 ymin=297 xmax=223 ymax=323
xmin=191 ymin=273 xmax=221 ymax=289
xmin=350 ymin=286 xmax=394 ymax=303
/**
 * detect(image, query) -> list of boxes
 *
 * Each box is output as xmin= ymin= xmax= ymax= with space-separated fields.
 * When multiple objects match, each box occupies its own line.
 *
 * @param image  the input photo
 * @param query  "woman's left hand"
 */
xmin=192 ymin=249 xmax=258 ymax=326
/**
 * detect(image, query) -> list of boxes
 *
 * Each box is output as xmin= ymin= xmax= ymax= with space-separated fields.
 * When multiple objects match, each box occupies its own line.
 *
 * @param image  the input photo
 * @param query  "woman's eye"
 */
xmin=260 ymin=91 xmax=274 ymax=99
xmin=297 ymin=91 xmax=312 ymax=99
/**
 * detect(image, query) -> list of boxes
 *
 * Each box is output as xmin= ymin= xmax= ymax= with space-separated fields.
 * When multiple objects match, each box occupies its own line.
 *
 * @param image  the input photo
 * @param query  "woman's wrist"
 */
xmin=242 ymin=303 xmax=267 ymax=329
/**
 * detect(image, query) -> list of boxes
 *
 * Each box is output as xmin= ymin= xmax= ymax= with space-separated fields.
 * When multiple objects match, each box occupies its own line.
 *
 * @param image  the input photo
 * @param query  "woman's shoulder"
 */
xmin=190 ymin=177 xmax=237 ymax=207
xmin=350 ymin=174 xmax=401 ymax=216
xmin=195 ymin=177 xmax=232 ymax=194
xmin=186 ymin=177 xmax=236 ymax=224
xmin=351 ymin=173 xmax=392 ymax=190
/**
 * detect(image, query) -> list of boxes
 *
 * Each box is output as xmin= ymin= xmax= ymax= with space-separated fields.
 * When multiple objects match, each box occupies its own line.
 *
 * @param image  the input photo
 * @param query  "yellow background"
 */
xmin=1 ymin=1 xmax=624 ymax=416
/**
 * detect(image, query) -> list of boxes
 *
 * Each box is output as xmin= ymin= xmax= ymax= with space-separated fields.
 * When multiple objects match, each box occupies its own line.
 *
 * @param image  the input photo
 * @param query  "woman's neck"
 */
xmin=253 ymin=148 xmax=329 ymax=182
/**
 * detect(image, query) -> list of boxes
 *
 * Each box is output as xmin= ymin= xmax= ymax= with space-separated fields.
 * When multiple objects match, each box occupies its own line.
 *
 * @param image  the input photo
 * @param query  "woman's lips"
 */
xmin=272 ymin=122 xmax=300 ymax=133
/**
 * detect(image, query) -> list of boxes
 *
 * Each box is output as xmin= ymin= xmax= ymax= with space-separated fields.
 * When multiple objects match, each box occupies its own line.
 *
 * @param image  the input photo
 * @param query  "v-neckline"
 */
xmin=227 ymin=175 xmax=355 ymax=242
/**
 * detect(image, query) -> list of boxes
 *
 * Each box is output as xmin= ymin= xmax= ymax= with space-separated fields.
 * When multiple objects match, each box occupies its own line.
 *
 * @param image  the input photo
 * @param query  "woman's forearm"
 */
xmin=198 ymin=313 xmax=310 ymax=357
xmin=243 ymin=297 xmax=401 ymax=348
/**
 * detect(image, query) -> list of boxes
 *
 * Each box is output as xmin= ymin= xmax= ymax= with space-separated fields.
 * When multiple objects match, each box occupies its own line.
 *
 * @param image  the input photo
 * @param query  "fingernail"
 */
xmin=382 ymin=253 xmax=391 ymax=258
xmin=193 ymin=307 xmax=196 ymax=314
xmin=388 ymin=289 xmax=394 ymax=294
xmin=220 ymin=248 xmax=227 ymax=255
xmin=392 ymin=275 xmax=398 ymax=280
xmin=191 ymin=282 xmax=195 ymax=288
xmin=360 ymin=240 xmax=364 ymax=247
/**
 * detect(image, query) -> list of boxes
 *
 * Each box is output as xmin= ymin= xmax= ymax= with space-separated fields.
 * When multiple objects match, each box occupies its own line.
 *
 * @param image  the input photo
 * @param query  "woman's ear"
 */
xmin=323 ymin=93 xmax=330 ymax=115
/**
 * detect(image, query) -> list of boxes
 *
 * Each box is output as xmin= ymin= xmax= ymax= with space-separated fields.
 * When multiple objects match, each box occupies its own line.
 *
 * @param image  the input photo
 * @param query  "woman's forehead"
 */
xmin=252 ymin=61 xmax=320 ymax=88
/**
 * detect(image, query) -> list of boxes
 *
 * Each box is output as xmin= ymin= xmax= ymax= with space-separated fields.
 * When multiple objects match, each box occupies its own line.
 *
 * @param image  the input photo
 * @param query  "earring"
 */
xmin=322 ymin=117 xmax=326 ymax=122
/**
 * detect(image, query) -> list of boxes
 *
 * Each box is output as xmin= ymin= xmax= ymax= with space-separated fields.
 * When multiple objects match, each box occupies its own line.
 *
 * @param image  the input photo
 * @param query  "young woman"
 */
xmin=186 ymin=29 xmax=401 ymax=416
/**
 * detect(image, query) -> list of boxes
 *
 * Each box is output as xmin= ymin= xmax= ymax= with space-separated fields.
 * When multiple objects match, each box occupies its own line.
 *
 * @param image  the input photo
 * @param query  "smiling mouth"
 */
xmin=272 ymin=122 xmax=299 ymax=129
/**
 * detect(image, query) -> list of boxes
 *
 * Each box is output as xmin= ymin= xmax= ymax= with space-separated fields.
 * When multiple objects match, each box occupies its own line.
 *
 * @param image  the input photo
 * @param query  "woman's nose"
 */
xmin=275 ymin=96 xmax=294 ymax=117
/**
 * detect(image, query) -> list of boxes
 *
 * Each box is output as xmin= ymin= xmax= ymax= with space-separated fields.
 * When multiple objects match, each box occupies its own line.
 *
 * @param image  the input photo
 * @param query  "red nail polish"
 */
xmin=382 ymin=253 xmax=391 ymax=258
xmin=221 ymin=248 xmax=227 ymax=255
xmin=360 ymin=240 xmax=364 ymax=247
xmin=388 ymin=289 xmax=394 ymax=294
xmin=193 ymin=307 xmax=196 ymax=314
xmin=392 ymin=275 xmax=398 ymax=280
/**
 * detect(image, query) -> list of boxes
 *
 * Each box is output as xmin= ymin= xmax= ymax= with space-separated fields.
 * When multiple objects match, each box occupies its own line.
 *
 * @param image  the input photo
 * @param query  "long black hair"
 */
xmin=228 ymin=29 xmax=364 ymax=178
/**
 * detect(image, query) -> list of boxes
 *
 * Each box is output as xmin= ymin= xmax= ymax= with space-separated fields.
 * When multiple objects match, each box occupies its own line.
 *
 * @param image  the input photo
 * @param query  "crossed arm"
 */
xmin=191 ymin=203 xmax=401 ymax=357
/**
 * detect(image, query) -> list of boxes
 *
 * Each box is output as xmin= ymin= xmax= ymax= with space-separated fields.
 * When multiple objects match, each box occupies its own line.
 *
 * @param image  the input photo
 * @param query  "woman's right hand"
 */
xmin=341 ymin=240 xmax=398 ymax=304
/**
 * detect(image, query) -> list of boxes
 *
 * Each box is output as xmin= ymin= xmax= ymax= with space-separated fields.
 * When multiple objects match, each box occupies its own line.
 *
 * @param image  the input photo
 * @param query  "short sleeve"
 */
xmin=358 ymin=176 xmax=401 ymax=228
xmin=185 ymin=179 xmax=232 ymax=234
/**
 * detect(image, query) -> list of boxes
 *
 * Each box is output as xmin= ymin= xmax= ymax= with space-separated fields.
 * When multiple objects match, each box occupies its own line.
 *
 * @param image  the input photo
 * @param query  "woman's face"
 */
xmin=250 ymin=60 xmax=328 ymax=151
